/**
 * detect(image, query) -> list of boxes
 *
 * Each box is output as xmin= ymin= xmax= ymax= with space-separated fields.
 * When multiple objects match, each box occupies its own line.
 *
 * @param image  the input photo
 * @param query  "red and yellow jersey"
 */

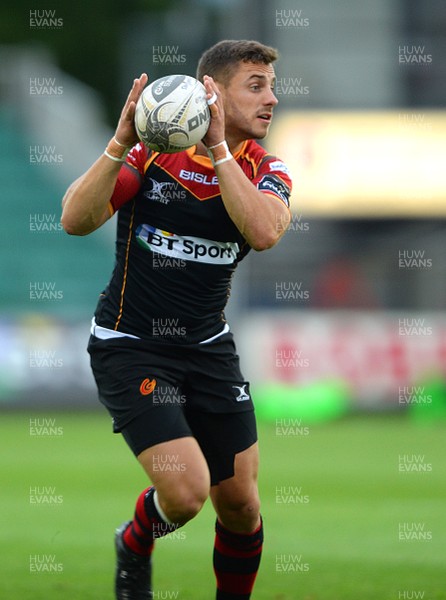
xmin=94 ymin=140 xmax=292 ymax=343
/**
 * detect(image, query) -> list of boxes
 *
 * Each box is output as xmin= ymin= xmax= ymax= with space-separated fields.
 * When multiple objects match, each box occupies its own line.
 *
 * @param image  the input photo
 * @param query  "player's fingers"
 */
xmin=124 ymin=74 xmax=148 ymax=111
xmin=208 ymin=99 xmax=219 ymax=119
xmin=203 ymin=78 xmax=222 ymax=120
xmin=203 ymin=75 xmax=218 ymax=99
xmin=207 ymin=92 xmax=218 ymax=106
xmin=136 ymin=73 xmax=148 ymax=97
xmin=123 ymin=100 xmax=136 ymax=122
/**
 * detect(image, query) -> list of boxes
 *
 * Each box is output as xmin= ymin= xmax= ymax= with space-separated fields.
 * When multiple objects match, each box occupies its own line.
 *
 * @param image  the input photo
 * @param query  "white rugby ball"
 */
xmin=134 ymin=74 xmax=210 ymax=153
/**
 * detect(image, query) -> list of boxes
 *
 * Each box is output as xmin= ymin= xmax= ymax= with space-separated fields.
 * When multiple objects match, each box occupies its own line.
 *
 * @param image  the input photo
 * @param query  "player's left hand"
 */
xmin=202 ymin=75 xmax=225 ymax=147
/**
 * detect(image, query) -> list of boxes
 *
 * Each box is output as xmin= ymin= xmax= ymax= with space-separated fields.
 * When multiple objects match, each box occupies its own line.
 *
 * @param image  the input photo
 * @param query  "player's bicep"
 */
xmin=261 ymin=191 xmax=291 ymax=236
xmin=254 ymin=156 xmax=293 ymax=236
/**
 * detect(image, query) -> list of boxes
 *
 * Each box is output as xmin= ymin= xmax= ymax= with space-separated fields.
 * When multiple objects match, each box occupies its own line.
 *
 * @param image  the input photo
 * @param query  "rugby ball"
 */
xmin=134 ymin=74 xmax=210 ymax=153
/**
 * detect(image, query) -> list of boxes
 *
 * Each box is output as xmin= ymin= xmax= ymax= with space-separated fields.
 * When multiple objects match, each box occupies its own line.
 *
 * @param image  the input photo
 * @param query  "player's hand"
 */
xmin=202 ymin=75 xmax=225 ymax=147
xmin=114 ymin=73 xmax=148 ymax=148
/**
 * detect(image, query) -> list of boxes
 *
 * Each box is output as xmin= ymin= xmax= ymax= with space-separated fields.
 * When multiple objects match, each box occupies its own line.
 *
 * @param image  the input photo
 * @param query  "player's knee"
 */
xmin=236 ymin=496 xmax=261 ymax=521
xmin=165 ymin=489 xmax=208 ymax=524
xmin=225 ymin=486 xmax=260 ymax=515
xmin=218 ymin=493 xmax=261 ymax=532
xmin=161 ymin=477 xmax=210 ymax=525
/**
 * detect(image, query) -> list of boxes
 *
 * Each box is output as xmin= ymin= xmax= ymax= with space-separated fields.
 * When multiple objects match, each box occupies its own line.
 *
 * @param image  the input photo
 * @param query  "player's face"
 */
xmin=220 ymin=61 xmax=278 ymax=143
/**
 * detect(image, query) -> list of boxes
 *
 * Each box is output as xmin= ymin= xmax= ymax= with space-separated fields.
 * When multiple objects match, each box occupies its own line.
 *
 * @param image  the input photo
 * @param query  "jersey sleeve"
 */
xmin=109 ymin=142 xmax=149 ymax=213
xmin=252 ymin=156 xmax=292 ymax=208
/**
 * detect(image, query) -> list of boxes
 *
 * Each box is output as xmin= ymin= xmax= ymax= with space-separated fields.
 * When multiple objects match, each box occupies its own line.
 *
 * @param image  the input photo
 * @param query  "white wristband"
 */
xmin=113 ymin=136 xmax=129 ymax=148
xmin=214 ymin=154 xmax=234 ymax=166
xmin=103 ymin=136 xmax=131 ymax=162
xmin=207 ymin=140 xmax=233 ymax=167
xmin=207 ymin=141 xmax=228 ymax=150
xmin=104 ymin=149 xmax=126 ymax=163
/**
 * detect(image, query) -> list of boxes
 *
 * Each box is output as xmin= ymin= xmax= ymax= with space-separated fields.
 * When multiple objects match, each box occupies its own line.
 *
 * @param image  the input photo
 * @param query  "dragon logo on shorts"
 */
xmin=140 ymin=378 xmax=157 ymax=396
xmin=232 ymin=384 xmax=250 ymax=402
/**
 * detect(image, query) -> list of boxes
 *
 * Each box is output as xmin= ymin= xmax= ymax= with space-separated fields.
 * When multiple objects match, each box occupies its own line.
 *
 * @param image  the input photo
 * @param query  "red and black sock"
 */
xmin=213 ymin=518 xmax=264 ymax=599
xmin=123 ymin=486 xmax=178 ymax=556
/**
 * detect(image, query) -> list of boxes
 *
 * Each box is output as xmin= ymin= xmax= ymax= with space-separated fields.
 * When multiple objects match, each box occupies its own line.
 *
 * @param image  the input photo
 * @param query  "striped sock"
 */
xmin=213 ymin=518 xmax=264 ymax=599
xmin=123 ymin=486 xmax=178 ymax=556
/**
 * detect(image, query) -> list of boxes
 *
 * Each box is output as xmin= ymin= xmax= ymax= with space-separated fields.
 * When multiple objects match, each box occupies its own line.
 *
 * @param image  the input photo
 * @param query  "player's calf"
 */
xmin=213 ymin=518 xmax=264 ymax=600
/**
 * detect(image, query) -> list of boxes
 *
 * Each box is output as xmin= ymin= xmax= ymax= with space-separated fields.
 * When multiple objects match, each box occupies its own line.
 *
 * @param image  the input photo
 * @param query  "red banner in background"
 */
xmin=238 ymin=311 xmax=446 ymax=407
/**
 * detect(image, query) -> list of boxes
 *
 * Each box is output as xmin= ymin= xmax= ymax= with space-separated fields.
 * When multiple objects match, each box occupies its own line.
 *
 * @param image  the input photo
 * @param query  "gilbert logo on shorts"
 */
xmin=233 ymin=384 xmax=250 ymax=402
xmin=140 ymin=378 xmax=157 ymax=396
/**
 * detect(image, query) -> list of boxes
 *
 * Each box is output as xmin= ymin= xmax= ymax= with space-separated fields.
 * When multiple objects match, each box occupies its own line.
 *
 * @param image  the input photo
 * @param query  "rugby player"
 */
xmin=61 ymin=39 xmax=292 ymax=599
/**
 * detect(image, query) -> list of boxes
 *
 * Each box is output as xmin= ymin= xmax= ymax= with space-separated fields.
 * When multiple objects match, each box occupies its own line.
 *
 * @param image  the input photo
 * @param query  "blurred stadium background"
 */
xmin=1 ymin=1 xmax=446 ymax=598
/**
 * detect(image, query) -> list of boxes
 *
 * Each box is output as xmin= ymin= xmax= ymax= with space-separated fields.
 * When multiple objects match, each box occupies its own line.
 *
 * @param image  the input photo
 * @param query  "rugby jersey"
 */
xmin=93 ymin=140 xmax=292 ymax=343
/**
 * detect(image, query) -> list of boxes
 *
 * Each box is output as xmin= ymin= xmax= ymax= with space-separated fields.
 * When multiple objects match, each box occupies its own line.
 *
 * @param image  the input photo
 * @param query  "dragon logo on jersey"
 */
xmin=135 ymin=224 xmax=239 ymax=265
xmin=140 ymin=378 xmax=157 ymax=396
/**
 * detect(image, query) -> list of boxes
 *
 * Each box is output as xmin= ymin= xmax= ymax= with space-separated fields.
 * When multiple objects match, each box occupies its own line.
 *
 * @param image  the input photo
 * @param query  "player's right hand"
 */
xmin=114 ymin=74 xmax=148 ymax=148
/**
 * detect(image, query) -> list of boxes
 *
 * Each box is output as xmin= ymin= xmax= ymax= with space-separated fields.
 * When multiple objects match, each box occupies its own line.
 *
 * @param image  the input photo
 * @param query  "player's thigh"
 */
xmin=137 ymin=436 xmax=211 ymax=518
xmin=209 ymin=441 xmax=261 ymax=532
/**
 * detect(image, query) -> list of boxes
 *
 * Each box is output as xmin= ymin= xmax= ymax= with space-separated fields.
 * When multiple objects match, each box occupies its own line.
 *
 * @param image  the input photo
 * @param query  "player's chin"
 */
xmin=253 ymin=126 xmax=270 ymax=139
xmin=255 ymin=119 xmax=272 ymax=137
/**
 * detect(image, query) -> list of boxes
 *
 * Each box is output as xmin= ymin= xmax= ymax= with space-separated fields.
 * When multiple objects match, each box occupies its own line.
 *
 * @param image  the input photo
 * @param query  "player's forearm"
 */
xmin=61 ymin=155 xmax=121 ymax=236
xmin=215 ymin=159 xmax=289 ymax=251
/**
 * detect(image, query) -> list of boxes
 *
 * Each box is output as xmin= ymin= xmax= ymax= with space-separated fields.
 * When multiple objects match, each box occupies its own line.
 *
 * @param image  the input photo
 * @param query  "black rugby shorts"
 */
xmin=87 ymin=332 xmax=257 ymax=485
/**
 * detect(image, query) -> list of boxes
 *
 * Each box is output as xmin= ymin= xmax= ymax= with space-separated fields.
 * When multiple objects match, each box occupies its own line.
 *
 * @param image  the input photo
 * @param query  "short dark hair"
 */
xmin=196 ymin=40 xmax=279 ymax=85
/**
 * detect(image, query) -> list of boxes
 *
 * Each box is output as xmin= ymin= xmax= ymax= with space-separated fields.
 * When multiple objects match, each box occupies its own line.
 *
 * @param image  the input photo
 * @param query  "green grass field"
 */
xmin=1 ymin=411 xmax=445 ymax=599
